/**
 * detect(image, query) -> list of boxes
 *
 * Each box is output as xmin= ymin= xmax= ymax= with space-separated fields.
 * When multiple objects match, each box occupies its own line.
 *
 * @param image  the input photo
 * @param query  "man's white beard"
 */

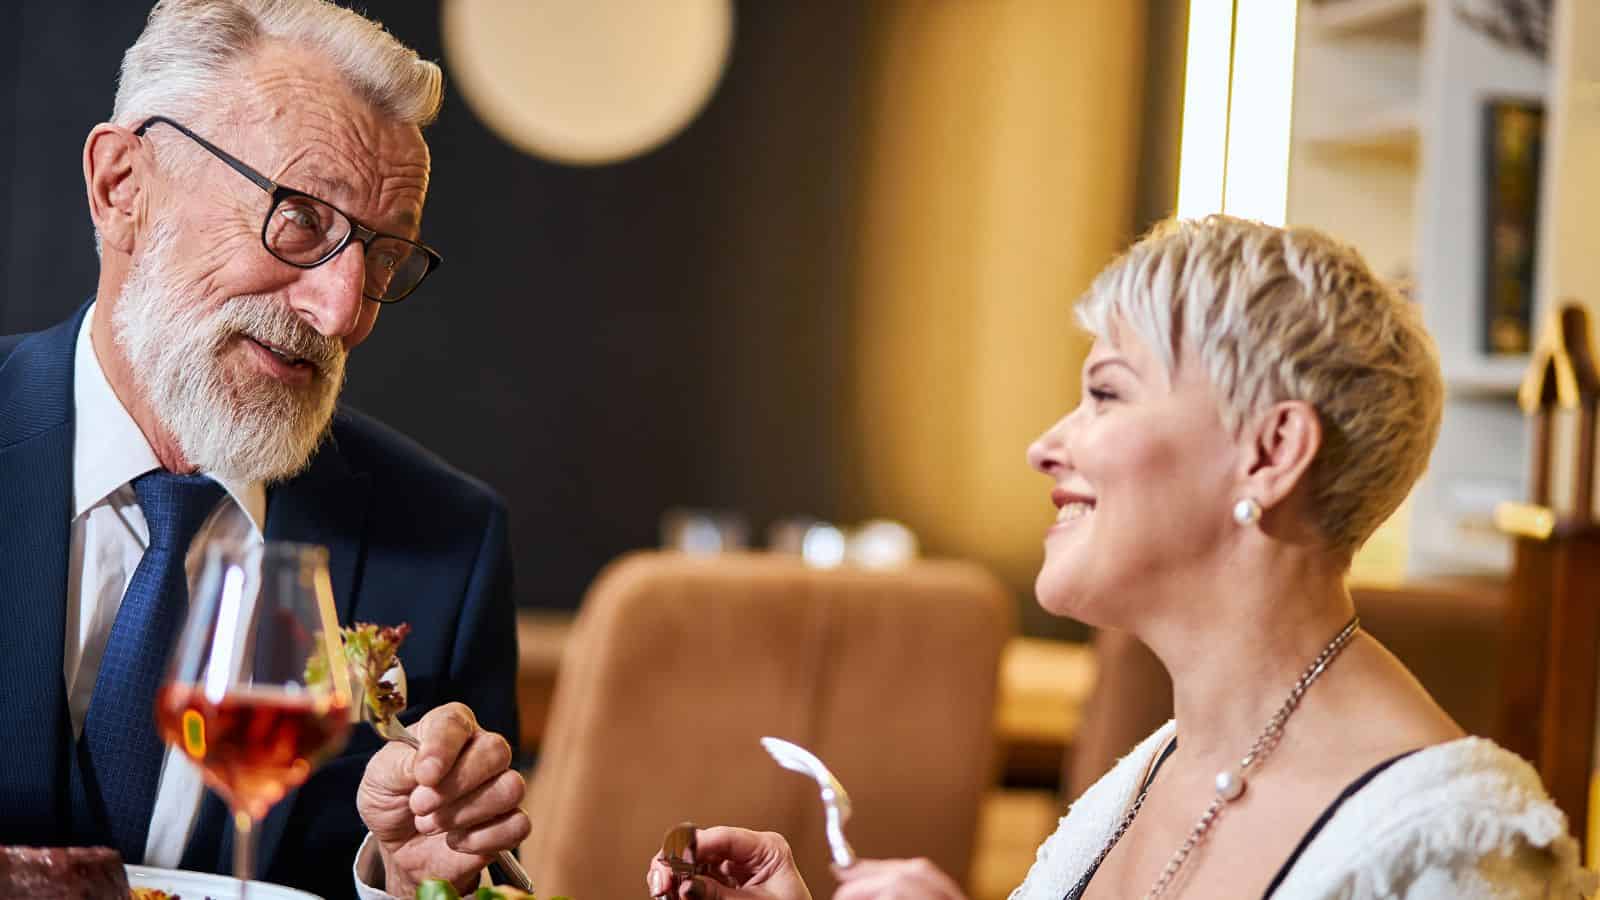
xmin=111 ymin=223 xmax=347 ymax=484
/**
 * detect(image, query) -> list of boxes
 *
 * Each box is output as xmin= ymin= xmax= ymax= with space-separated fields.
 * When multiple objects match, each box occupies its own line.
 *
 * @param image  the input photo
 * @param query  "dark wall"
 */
xmin=0 ymin=2 xmax=871 ymax=610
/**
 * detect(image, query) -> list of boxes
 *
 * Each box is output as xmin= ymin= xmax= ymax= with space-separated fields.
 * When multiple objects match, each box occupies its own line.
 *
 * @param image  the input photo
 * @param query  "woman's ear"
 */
xmin=1241 ymin=400 xmax=1322 ymax=510
xmin=83 ymin=123 xmax=149 ymax=256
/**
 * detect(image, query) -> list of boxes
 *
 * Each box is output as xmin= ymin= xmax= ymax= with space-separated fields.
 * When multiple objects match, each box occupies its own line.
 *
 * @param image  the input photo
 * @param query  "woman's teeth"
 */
xmin=1056 ymin=501 xmax=1093 ymax=523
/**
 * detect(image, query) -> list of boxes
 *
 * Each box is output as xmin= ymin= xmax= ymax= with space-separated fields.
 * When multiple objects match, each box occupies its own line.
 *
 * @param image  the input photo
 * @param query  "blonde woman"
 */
xmin=646 ymin=217 xmax=1595 ymax=899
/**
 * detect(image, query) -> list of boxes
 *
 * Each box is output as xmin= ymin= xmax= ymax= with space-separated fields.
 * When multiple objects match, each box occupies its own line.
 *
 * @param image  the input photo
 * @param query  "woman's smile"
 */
xmin=1048 ymin=487 xmax=1096 ymax=536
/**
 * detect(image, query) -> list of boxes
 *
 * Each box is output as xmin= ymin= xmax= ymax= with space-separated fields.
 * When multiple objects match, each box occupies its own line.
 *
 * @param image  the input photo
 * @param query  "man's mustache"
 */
xmin=217 ymin=296 xmax=345 ymax=373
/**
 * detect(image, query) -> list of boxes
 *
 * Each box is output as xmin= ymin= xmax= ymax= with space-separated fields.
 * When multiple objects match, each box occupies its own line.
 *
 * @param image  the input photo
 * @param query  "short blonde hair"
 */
xmin=1077 ymin=215 xmax=1443 ymax=561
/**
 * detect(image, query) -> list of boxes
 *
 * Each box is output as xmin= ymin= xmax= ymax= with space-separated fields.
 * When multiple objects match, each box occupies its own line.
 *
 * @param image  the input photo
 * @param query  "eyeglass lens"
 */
xmin=265 ymin=194 xmax=428 ymax=301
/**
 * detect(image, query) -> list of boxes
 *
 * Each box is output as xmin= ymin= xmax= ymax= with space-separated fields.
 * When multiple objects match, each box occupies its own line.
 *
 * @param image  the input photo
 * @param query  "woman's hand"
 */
xmin=645 ymin=826 xmax=813 ymax=900
xmin=831 ymin=859 xmax=967 ymax=900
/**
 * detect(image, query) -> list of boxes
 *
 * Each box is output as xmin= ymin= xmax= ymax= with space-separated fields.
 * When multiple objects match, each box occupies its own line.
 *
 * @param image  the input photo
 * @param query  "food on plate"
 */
xmin=130 ymin=889 xmax=180 ymax=899
xmin=0 ymin=846 xmax=130 ymax=898
xmin=305 ymin=621 xmax=411 ymax=723
xmin=415 ymin=877 xmax=568 ymax=900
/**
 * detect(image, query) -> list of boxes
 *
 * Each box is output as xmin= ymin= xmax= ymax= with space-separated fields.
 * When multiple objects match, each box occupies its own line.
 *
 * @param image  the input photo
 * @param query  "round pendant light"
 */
xmin=441 ymin=0 xmax=734 ymax=165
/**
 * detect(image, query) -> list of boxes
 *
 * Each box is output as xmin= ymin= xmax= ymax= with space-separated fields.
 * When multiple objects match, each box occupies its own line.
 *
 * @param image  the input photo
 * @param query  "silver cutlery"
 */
xmin=759 ymin=736 xmax=857 ymax=868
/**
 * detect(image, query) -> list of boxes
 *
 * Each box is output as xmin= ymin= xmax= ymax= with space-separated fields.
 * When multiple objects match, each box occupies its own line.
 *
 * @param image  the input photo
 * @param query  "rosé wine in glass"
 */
xmin=157 ymin=542 xmax=352 ymax=896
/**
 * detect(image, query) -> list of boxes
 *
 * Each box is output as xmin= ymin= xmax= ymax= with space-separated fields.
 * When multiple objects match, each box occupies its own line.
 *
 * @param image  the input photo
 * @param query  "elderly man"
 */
xmin=0 ymin=1 xmax=527 ymax=897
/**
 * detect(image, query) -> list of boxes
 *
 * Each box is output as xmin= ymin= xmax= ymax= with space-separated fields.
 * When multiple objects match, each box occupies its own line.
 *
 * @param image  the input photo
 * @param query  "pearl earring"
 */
xmin=1232 ymin=498 xmax=1262 ymax=526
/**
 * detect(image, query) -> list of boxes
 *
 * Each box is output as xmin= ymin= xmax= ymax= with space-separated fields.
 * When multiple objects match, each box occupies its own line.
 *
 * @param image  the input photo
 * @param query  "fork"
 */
xmin=759 ymin=736 xmax=857 ymax=868
xmin=361 ymin=687 xmax=538 ymax=893
xmin=654 ymin=821 xmax=713 ymax=898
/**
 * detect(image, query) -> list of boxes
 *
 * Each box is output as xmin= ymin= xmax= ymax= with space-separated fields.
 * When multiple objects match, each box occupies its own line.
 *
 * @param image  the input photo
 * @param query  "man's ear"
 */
xmin=1241 ymin=400 xmax=1322 ymax=510
xmin=83 ymin=123 xmax=150 ymax=255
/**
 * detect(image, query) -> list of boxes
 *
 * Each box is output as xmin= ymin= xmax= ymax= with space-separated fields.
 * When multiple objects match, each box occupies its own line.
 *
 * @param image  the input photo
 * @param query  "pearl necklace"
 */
xmin=1076 ymin=616 xmax=1361 ymax=900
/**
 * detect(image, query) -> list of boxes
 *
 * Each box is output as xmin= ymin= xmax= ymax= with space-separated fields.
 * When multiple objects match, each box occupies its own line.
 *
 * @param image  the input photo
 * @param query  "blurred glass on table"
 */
xmin=769 ymin=517 xmax=847 ymax=568
xmin=847 ymin=519 xmax=919 ymax=569
xmin=660 ymin=508 xmax=750 ymax=555
xmin=769 ymin=517 xmax=918 ymax=569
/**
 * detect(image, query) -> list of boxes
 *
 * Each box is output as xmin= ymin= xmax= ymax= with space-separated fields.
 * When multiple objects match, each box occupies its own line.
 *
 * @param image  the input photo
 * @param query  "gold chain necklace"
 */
xmin=1074 ymin=616 xmax=1361 ymax=900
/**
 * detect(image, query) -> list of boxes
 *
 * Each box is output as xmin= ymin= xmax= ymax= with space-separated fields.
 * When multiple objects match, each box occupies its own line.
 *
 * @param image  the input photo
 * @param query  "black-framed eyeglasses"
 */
xmin=133 ymin=115 xmax=442 ymax=303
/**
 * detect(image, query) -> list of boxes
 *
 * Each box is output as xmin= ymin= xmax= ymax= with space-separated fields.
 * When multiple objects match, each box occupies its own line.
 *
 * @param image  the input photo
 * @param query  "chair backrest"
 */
xmin=521 ymin=551 xmax=1015 ymax=899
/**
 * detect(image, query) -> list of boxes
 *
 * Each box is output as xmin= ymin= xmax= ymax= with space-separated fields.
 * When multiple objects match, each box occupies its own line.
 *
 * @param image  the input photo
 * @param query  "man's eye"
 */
xmin=279 ymin=205 xmax=323 ymax=232
xmin=1088 ymin=386 xmax=1117 ymax=402
xmin=276 ymin=201 xmax=329 ymax=232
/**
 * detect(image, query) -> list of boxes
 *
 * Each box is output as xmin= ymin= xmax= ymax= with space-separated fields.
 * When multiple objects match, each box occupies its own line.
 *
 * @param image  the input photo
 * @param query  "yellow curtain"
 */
xmin=840 ymin=1 xmax=1149 ymax=612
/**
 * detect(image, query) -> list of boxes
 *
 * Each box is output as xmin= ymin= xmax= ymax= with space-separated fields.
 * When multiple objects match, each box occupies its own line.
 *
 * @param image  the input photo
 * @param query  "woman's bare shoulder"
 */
xmin=1293 ymin=633 xmax=1467 ymax=778
xmin=1343 ymin=632 xmax=1467 ymax=739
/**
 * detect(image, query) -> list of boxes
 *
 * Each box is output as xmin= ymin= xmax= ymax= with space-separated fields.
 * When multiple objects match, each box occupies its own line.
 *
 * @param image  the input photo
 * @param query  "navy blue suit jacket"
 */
xmin=0 ymin=305 xmax=519 ymax=899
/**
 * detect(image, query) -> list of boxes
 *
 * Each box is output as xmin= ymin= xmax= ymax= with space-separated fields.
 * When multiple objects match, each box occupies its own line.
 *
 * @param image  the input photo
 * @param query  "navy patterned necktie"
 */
xmin=79 ymin=470 xmax=225 ymax=863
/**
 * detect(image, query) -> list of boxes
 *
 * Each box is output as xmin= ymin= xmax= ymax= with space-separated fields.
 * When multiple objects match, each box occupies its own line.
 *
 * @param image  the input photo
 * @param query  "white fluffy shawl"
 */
xmin=1009 ymin=722 xmax=1598 ymax=899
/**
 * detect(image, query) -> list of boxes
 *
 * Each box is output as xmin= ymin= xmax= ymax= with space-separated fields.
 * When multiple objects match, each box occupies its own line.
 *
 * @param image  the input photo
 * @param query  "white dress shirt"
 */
xmin=67 ymin=305 xmax=266 ymax=865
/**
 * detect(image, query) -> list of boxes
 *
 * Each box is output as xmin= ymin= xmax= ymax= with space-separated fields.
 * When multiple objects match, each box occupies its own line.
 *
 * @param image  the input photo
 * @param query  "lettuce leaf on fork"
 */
xmin=343 ymin=621 xmax=412 ymax=722
xmin=305 ymin=621 xmax=412 ymax=723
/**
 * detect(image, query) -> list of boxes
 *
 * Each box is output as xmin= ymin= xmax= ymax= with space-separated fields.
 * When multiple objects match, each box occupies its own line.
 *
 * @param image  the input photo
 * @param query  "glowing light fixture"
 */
xmin=1176 ymin=0 xmax=1299 ymax=226
xmin=1176 ymin=0 xmax=1233 ymax=221
xmin=442 ymin=0 xmax=733 ymax=166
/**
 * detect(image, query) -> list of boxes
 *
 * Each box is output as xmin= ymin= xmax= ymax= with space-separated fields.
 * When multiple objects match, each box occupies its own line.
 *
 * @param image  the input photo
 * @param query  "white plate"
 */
xmin=126 ymin=865 xmax=323 ymax=900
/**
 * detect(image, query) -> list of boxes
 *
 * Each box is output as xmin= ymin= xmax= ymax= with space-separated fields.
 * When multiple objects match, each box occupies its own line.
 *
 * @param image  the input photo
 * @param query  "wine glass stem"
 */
xmin=234 ymin=810 xmax=256 ymax=899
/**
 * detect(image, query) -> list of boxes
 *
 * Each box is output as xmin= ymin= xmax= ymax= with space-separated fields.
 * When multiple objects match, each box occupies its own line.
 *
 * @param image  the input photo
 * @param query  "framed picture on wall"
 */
xmin=1481 ymin=98 xmax=1545 ymax=356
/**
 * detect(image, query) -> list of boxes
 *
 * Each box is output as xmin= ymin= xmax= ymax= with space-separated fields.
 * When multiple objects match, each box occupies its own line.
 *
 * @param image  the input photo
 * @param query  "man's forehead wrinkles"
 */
xmin=225 ymin=59 xmax=430 ymax=236
xmin=269 ymin=148 xmax=426 ymax=234
xmin=269 ymin=146 xmax=356 ymax=194
xmin=243 ymin=72 xmax=378 ymax=153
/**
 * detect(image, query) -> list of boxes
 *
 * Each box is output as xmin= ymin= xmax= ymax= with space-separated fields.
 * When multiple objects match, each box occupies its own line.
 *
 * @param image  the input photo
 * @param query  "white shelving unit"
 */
xmin=1411 ymin=0 xmax=1547 ymax=574
xmin=1305 ymin=0 xmax=1426 ymax=40
xmin=1290 ymin=0 xmax=1550 ymax=577
xmin=1442 ymin=355 xmax=1532 ymax=398
xmin=1297 ymin=102 xmax=1419 ymax=160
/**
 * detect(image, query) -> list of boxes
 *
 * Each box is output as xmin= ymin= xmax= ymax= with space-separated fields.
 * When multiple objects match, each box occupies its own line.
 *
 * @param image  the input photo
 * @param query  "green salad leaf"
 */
xmin=343 ymin=621 xmax=412 ymax=722
xmin=414 ymin=877 xmax=568 ymax=900
xmin=416 ymin=879 xmax=460 ymax=900
xmin=303 ymin=621 xmax=412 ymax=723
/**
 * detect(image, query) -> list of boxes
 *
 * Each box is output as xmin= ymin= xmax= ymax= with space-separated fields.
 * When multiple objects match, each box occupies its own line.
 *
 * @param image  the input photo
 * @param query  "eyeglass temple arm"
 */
xmin=133 ymin=115 xmax=276 ymax=194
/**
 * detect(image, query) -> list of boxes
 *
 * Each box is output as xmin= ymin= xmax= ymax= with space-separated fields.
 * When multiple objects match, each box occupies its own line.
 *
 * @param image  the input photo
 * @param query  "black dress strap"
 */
xmin=1261 ymin=749 xmax=1420 ymax=898
xmin=1062 ymin=737 xmax=1179 ymax=900
xmin=1145 ymin=738 xmax=1181 ymax=789
xmin=1064 ymin=743 xmax=1418 ymax=900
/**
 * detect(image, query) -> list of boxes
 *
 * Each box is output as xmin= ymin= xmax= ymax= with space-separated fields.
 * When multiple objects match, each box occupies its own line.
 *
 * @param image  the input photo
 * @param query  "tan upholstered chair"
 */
xmin=520 ymin=551 xmax=1015 ymax=899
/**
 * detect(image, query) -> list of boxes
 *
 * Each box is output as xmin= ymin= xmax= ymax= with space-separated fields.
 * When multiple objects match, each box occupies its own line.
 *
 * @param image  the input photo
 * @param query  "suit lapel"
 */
xmin=0 ymin=309 xmax=379 ymax=865
xmin=0 ymin=308 xmax=85 ymax=835
xmin=251 ymin=424 xmax=372 ymax=872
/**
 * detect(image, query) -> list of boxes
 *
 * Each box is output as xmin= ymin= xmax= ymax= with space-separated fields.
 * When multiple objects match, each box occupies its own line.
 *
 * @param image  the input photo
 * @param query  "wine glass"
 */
xmin=155 ymin=541 xmax=353 ymax=895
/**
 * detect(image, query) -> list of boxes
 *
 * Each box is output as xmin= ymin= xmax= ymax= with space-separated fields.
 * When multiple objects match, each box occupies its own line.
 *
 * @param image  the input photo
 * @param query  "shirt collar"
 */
xmin=71 ymin=304 xmax=267 ymax=534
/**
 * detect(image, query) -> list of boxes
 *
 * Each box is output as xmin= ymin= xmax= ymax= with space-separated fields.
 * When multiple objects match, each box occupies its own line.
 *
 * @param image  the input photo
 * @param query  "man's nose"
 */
xmin=290 ymin=242 xmax=368 ymax=340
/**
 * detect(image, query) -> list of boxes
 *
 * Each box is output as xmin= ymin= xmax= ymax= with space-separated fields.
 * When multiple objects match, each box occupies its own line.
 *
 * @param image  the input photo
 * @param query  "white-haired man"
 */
xmin=0 ymin=2 xmax=528 ymax=897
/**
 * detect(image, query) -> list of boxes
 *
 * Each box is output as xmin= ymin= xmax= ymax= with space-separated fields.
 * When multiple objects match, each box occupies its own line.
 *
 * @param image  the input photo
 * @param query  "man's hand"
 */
xmin=645 ymin=827 xmax=813 ymax=900
xmin=357 ymin=703 xmax=531 ymax=897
